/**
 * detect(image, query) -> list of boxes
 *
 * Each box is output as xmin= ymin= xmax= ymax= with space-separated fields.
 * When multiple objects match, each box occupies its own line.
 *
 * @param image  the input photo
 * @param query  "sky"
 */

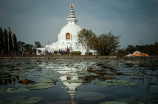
xmin=0 ymin=0 xmax=158 ymax=48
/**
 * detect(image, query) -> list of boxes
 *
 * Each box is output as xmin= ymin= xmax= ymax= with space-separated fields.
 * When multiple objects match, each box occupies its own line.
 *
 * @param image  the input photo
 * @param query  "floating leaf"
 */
xmin=100 ymin=101 xmax=128 ymax=104
xmin=25 ymin=83 xmax=54 ymax=90
xmin=0 ymin=87 xmax=30 ymax=93
xmin=0 ymin=96 xmax=42 ymax=104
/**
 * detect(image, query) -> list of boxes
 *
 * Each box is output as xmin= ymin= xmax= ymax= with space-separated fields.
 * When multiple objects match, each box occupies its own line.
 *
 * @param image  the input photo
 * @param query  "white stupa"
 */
xmin=36 ymin=4 xmax=95 ymax=55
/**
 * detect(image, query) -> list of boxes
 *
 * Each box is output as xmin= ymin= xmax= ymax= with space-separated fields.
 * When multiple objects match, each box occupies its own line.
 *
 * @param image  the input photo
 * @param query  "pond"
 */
xmin=0 ymin=58 xmax=158 ymax=104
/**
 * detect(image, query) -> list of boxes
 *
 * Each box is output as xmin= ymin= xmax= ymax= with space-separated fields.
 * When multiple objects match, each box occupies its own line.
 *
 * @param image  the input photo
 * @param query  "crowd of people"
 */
xmin=6 ymin=51 xmax=36 ymax=56
xmin=58 ymin=48 xmax=69 ymax=55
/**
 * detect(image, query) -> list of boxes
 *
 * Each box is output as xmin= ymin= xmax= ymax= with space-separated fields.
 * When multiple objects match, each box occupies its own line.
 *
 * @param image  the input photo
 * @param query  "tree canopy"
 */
xmin=89 ymin=32 xmax=121 ymax=55
xmin=0 ymin=27 xmax=38 ymax=55
xmin=34 ymin=41 xmax=42 ymax=48
xmin=77 ymin=29 xmax=121 ymax=55
xmin=0 ymin=27 xmax=4 ymax=53
xmin=121 ymin=43 xmax=158 ymax=55
xmin=76 ymin=28 xmax=96 ymax=50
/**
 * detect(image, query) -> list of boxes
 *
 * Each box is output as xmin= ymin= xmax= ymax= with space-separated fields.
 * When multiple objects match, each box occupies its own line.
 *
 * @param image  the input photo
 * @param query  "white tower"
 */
xmin=58 ymin=4 xmax=81 ymax=42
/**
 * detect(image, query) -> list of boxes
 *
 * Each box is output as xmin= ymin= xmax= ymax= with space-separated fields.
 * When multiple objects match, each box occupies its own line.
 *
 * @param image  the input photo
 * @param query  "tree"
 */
xmin=3 ymin=29 xmax=8 ymax=54
xmin=0 ymin=27 xmax=4 ymax=53
xmin=153 ymin=42 xmax=158 ymax=55
xmin=8 ymin=27 xmax=14 ymax=53
xmin=34 ymin=41 xmax=42 ymax=48
xmin=17 ymin=41 xmax=26 ymax=49
xmin=13 ymin=34 xmax=18 ymax=52
xmin=76 ymin=28 xmax=96 ymax=52
xmin=89 ymin=31 xmax=121 ymax=55
xmin=125 ymin=45 xmax=136 ymax=54
xmin=23 ymin=44 xmax=34 ymax=52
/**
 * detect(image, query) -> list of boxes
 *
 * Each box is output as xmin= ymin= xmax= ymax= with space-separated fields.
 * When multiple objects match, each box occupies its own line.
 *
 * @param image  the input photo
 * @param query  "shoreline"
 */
xmin=0 ymin=55 xmax=117 ymax=59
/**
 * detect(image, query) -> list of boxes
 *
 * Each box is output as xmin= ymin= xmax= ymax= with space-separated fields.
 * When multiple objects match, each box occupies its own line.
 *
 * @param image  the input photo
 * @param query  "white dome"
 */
xmin=58 ymin=24 xmax=81 ymax=42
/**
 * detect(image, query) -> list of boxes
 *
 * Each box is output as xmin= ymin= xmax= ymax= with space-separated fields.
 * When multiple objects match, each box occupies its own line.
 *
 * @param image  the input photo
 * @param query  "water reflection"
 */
xmin=0 ymin=74 xmax=19 ymax=86
xmin=0 ymin=58 xmax=158 ymax=104
xmin=49 ymin=62 xmax=84 ymax=104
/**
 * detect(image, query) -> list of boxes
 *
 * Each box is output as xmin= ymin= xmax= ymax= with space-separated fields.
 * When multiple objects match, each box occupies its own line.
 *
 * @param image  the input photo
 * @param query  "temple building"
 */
xmin=36 ymin=4 xmax=95 ymax=55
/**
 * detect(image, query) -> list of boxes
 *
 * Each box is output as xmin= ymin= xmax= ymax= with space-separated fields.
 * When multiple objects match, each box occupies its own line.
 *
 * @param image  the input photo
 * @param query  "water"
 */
xmin=0 ymin=58 xmax=158 ymax=104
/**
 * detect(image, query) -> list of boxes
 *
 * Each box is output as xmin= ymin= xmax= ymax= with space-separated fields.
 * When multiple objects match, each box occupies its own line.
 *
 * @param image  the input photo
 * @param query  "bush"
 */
xmin=64 ymin=51 xmax=67 ymax=54
xmin=71 ymin=51 xmax=81 ymax=55
xmin=85 ymin=52 xmax=92 ymax=55
xmin=117 ymin=53 xmax=125 ymax=59
xmin=54 ymin=51 xmax=58 ymax=55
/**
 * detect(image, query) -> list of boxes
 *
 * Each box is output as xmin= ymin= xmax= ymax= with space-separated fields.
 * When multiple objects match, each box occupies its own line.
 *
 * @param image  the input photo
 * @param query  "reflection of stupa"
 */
xmin=36 ymin=4 xmax=95 ymax=55
xmin=57 ymin=67 xmax=83 ymax=104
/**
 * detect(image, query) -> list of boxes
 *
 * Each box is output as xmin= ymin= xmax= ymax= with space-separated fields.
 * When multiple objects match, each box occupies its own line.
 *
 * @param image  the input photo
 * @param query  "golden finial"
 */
xmin=70 ymin=4 xmax=74 ymax=8
xmin=71 ymin=101 xmax=75 ymax=104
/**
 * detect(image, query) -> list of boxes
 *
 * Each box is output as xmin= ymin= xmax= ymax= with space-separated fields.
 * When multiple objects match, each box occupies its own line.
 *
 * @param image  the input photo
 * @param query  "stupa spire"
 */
xmin=66 ymin=4 xmax=78 ymax=25
xmin=68 ymin=4 xmax=76 ymax=18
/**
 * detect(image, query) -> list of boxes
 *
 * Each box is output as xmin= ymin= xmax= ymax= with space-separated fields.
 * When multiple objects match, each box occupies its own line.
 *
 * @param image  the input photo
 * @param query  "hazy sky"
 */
xmin=0 ymin=0 xmax=158 ymax=48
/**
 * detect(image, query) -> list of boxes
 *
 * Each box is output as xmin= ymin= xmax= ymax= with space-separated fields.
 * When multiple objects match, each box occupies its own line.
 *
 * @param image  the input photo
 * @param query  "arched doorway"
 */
xmin=66 ymin=33 xmax=70 ymax=40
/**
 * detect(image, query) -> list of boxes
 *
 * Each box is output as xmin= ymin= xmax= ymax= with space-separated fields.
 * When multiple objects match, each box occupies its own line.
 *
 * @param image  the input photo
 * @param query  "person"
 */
xmin=59 ymin=49 xmax=60 ymax=54
xmin=63 ymin=50 xmax=65 ymax=54
xmin=60 ymin=49 xmax=62 ymax=54
xmin=67 ymin=47 xmax=68 ymax=52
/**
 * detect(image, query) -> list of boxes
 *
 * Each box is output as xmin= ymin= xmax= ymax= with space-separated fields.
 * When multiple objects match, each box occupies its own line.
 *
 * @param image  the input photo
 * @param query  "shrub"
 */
xmin=85 ymin=52 xmax=92 ymax=55
xmin=54 ymin=51 xmax=58 ymax=55
xmin=71 ymin=51 xmax=81 ymax=55
xmin=65 ymin=51 xmax=69 ymax=55
xmin=117 ymin=53 xmax=125 ymax=59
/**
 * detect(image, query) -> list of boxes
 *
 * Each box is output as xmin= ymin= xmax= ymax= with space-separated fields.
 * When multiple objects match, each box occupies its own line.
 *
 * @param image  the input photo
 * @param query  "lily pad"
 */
xmin=116 ymin=98 xmax=145 ymax=104
xmin=100 ymin=101 xmax=128 ymax=104
xmin=0 ymin=96 xmax=42 ymax=104
xmin=19 ymin=96 xmax=42 ymax=104
xmin=0 ymin=87 xmax=30 ymax=93
xmin=25 ymin=83 xmax=54 ymax=90
xmin=93 ymin=80 xmax=131 ymax=87
xmin=0 ymin=96 xmax=26 ymax=104
xmin=40 ymin=79 xmax=56 ymax=83
xmin=90 ymin=65 xmax=105 ymax=71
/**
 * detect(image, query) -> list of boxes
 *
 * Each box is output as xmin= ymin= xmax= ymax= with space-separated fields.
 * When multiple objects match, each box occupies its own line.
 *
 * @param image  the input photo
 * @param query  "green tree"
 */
xmin=34 ymin=41 xmax=42 ymax=48
xmin=3 ymin=29 xmax=8 ymax=54
xmin=153 ymin=42 xmax=158 ymax=55
xmin=76 ymin=28 xmax=96 ymax=52
xmin=8 ymin=27 xmax=14 ymax=53
xmin=0 ymin=27 xmax=4 ymax=54
xmin=17 ymin=41 xmax=26 ymax=49
xmin=23 ymin=44 xmax=34 ymax=52
xmin=125 ymin=45 xmax=136 ymax=54
xmin=89 ymin=31 xmax=121 ymax=55
xmin=13 ymin=34 xmax=18 ymax=52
